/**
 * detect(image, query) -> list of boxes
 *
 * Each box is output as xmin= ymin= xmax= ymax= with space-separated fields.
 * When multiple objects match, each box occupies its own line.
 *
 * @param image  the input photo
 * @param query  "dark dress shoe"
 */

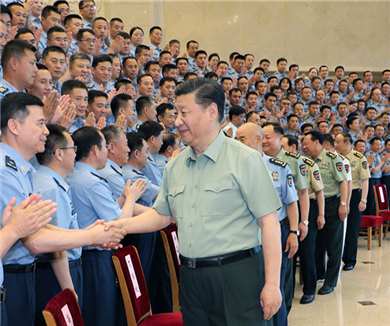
xmin=343 ymin=264 xmax=354 ymax=271
xmin=300 ymin=294 xmax=315 ymax=304
xmin=318 ymin=285 xmax=334 ymax=295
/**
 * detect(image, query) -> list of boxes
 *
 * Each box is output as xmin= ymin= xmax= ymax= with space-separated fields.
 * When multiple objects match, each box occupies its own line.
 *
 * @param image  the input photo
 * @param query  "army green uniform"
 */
xmin=313 ymin=149 xmax=347 ymax=287
xmin=343 ymin=150 xmax=370 ymax=267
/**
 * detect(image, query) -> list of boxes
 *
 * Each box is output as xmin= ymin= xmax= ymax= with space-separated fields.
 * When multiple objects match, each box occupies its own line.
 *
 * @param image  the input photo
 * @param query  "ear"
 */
xmin=255 ymin=135 xmax=262 ymax=147
xmin=53 ymin=148 xmax=63 ymax=162
xmin=157 ymin=115 xmax=163 ymax=123
xmin=134 ymin=149 xmax=139 ymax=159
xmin=207 ymin=103 xmax=219 ymax=122
xmin=7 ymin=119 xmax=20 ymax=136
xmin=91 ymin=67 xmax=96 ymax=75
xmin=8 ymin=57 xmax=18 ymax=71
xmin=107 ymin=142 xmax=114 ymax=152
xmin=149 ymin=135 xmax=155 ymax=144
xmin=118 ymin=107 xmax=124 ymax=115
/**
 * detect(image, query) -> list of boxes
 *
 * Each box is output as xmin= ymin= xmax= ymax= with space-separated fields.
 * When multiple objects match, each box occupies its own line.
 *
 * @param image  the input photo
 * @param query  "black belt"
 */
xmin=325 ymin=195 xmax=340 ymax=202
xmin=179 ymin=246 xmax=262 ymax=269
xmin=4 ymin=263 xmax=36 ymax=274
xmin=36 ymin=258 xmax=82 ymax=270
xmin=0 ymin=286 xmax=5 ymax=303
xmin=352 ymin=189 xmax=362 ymax=192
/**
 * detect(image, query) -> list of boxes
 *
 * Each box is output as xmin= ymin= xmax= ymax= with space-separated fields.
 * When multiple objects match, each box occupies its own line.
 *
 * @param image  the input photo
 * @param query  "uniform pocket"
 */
xmin=202 ymin=180 xmax=233 ymax=216
xmin=168 ymin=184 xmax=186 ymax=219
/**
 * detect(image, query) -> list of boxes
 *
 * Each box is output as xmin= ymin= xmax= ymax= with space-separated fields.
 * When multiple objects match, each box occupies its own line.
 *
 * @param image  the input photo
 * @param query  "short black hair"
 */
xmin=47 ymin=26 xmax=66 ymax=40
xmin=101 ymin=125 xmax=125 ymax=145
xmin=159 ymin=133 xmax=179 ymax=154
xmin=162 ymin=63 xmax=177 ymax=75
xmin=127 ymin=132 xmax=145 ymax=155
xmin=149 ymin=26 xmax=162 ymax=34
xmin=136 ymin=96 xmax=153 ymax=115
xmin=87 ymin=90 xmax=107 ymax=106
xmin=92 ymin=54 xmax=112 ymax=69
xmin=1 ymin=40 xmax=36 ymax=72
xmin=79 ymin=0 xmax=95 ymax=10
xmin=61 ymin=79 xmax=88 ymax=95
xmin=159 ymin=76 xmax=176 ymax=87
xmin=228 ymin=106 xmax=245 ymax=121
xmin=42 ymin=5 xmax=60 ymax=19
xmin=64 ymin=14 xmax=82 ymax=27
xmin=283 ymin=134 xmax=298 ymax=149
xmin=111 ymin=93 xmax=133 ymax=118
xmin=15 ymin=28 xmax=34 ymax=40
xmin=322 ymin=134 xmax=334 ymax=147
xmin=36 ymin=124 xmax=68 ymax=165
xmin=156 ymin=103 xmax=175 ymax=118
xmin=42 ymin=46 xmax=66 ymax=60
xmin=306 ymin=130 xmax=324 ymax=145
xmin=115 ymin=79 xmax=133 ymax=90
xmin=72 ymin=126 xmax=102 ymax=161
xmin=262 ymin=122 xmax=283 ymax=135
xmin=76 ymin=28 xmax=95 ymax=42
xmin=138 ymin=121 xmax=164 ymax=142
xmin=370 ymin=136 xmax=382 ymax=145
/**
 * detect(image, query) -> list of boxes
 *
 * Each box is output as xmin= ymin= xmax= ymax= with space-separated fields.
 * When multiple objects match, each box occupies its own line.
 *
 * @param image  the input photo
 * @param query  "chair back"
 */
xmin=160 ymin=224 xmax=181 ymax=312
xmin=112 ymin=246 xmax=151 ymax=326
xmin=374 ymin=184 xmax=389 ymax=214
xmin=42 ymin=288 xmax=84 ymax=326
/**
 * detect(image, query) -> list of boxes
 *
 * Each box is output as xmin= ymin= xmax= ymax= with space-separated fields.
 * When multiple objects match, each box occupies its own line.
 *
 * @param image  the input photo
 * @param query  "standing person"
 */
xmin=106 ymin=78 xmax=283 ymax=325
xmin=302 ymin=131 xmax=348 ymax=295
xmin=334 ymin=133 xmax=370 ymax=271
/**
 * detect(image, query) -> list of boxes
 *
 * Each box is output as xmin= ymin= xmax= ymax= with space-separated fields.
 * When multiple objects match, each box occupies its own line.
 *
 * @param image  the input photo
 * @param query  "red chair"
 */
xmin=373 ymin=184 xmax=390 ymax=237
xmin=112 ymin=246 xmax=183 ymax=326
xmin=42 ymin=288 xmax=84 ymax=326
xmin=160 ymin=224 xmax=181 ymax=312
xmin=361 ymin=216 xmax=383 ymax=250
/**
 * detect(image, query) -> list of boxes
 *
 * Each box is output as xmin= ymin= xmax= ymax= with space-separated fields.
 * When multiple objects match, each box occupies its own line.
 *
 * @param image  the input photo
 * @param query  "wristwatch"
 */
xmin=340 ymin=202 xmax=347 ymax=206
xmin=300 ymin=220 xmax=309 ymax=226
xmin=290 ymin=230 xmax=300 ymax=236
xmin=361 ymin=199 xmax=367 ymax=203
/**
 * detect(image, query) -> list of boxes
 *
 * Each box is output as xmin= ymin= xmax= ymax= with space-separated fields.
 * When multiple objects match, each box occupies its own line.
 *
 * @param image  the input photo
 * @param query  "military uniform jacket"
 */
xmin=346 ymin=150 xmax=371 ymax=189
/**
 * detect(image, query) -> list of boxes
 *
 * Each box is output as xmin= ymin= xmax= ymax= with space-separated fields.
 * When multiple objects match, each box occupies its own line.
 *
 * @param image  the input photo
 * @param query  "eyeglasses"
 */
xmin=59 ymin=8 xmax=71 ymax=13
xmin=52 ymin=146 xmax=77 ymax=155
xmin=81 ymin=38 xmax=96 ymax=44
xmin=81 ymin=5 xmax=96 ymax=10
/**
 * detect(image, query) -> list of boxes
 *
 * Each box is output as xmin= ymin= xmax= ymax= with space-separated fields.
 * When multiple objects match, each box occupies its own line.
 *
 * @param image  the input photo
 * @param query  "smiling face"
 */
xmin=69 ymin=88 xmax=88 ymax=118
xmin=28 ymin=69 xmax=53 ymax=100
xmin=69 ymin=58 xmax=91 ymax=82
xmin=92 ymin=60 xmax=112 ymax=85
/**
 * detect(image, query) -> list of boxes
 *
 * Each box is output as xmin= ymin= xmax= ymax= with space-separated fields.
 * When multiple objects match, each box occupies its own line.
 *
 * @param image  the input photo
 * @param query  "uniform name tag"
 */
xmin=172 ymin=231 xmax=180 ymax=264
xmin=61 ymin=304 xmax=74 ymax=326
xmin=125 ymin=254 xmax=141 ymax=298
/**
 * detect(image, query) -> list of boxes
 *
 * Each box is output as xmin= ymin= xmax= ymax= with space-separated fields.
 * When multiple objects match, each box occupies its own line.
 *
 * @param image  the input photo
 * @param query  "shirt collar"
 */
xmin=1 ymin=143 xmax=35 ymax=176
xmin=75 ymin=161 xmax=98 ymax=174
xmin=37 ymin=165 xmax=69 ymax=191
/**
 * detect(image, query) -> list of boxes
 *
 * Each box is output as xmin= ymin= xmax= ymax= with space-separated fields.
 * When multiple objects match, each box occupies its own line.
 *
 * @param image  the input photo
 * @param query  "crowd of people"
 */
xmin=0 ymin=0 xmax=388 ymax=326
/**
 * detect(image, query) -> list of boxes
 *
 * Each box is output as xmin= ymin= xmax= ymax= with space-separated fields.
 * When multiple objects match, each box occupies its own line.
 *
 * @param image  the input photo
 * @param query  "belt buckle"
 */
xmin=0 ymin=286 xmax=6 ymax=303
xmin=31 ymin=263 xmax=37 ymax=273
xmin=187 ymin=258 xmax=196 ymax=269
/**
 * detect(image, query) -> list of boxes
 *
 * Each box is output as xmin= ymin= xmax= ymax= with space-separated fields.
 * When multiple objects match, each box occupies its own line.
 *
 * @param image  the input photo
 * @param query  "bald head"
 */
xmin=236 ymin=122 xmax=263 ymax=153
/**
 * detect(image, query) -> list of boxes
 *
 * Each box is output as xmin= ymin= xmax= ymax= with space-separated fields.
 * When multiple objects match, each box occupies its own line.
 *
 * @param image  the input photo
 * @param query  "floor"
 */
xmin=289 ymin=235 xmax=390 ymax=326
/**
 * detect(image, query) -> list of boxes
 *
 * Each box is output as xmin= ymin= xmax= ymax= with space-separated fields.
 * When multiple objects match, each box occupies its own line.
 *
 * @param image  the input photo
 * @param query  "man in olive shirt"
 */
xmin=106 ymin=78 xmax=283 ymax=325
xmin=334 ymin=133 xmax=370 ymax=271
xmin=302 ymin=131 xmax=348 ymax=295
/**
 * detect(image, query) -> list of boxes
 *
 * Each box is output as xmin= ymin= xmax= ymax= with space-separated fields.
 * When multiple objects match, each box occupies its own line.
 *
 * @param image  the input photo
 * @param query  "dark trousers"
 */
xmin=180 ymin=250 xmax=272 ymax=326
xmin=1 ymin=302 xmax=7 ymax=326
xmin=300 ymin=199 xmax=319 ymax=295
xmin=343 ymin=189 xmax=362 ymax=267
xmin=81 ymin=250 xmax=117 ymax=326
xmin=4 ymin=269 xmax=35 ymax=326
xmin=315 ymin=197 xmax=344 ymax=287
xmin=34 ymin=263 xmax=83 ymax=326
xmin=365 ymin=178 xmax=381 ymax=215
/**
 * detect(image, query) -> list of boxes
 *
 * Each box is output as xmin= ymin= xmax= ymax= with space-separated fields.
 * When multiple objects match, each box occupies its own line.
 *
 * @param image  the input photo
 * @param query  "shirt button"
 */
xmin=194 ymin=185 xmax=198 ymax=189
xmin=197 ymin=167 xmax=201 ymax=170
xmin=216 ymin=187 xmax=220 ymax=191
xmin=188 ymin=243 xmax=192 ymax=247
xmin=191 ymin=204 xmax=195 ymax=208
xmin=189 ymin=223 xmax=192 ymax=227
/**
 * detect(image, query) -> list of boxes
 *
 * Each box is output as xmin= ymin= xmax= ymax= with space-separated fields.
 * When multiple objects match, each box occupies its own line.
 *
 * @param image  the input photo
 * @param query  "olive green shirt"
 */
xmin=276 ymin=148 xmax=308 ymax=190
xmin=302 ymin=157 xmax=324 ymax=199
xmin=312 ymin=149 xmax=347 ymax=198
xmin=346 ymin=149 xmax=371 ymax=190
xmin=153 ymin=131 xmax=282 ymax=258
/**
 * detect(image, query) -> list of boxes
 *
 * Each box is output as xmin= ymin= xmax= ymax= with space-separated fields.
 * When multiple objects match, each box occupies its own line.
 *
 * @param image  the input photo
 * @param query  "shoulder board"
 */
xmin=338 ymin=153 xmax=346 ymax=160
xmin=110 ymin=165 xmax=123 ymax=176
xmin=302 ymin=157 xmax=315 ymax=167
xmin=326 ymin=151 xmax=337 ymax=159
xmin=90 ymin=172 xmax=108 ymax=183
xmin=87 ymin=83 xmax=94 ymax=88
xmin=132 ymin=169 xmax=144 ymax=176
xmin=147 ymin=156 xmax=154 ymax=162
xmin=5 ymin=156 xmax=17 ymax=171
xmin=285 ymin=151 xmax=300 ymax=159
xmin=354 ymin=151 xmax=364 ymax=159
xmin=53 ymin=177 xmax=67 ymax=192
xmin=0 ymin=86 xmax=9 ymax=94
xmin=269 ymin=158 xmax=287 ymax=168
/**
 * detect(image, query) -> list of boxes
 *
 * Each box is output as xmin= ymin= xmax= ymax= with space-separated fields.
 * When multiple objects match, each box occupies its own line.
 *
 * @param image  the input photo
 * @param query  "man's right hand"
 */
xmin=122 ymin=179 xmax=147 ymax=201
xmin=91 ymin=223 xmax=126 ymax=247
xmin=260 ymin=283 xmax=282 ymax=320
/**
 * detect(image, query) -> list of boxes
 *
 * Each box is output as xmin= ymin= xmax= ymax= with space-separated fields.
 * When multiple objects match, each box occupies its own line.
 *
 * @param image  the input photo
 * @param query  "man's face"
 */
xmin=93 ymin=19 xmax=108 ymax=40
xmin=138 ymin=139 xmax=149 ymax=169
xmin=262 ymin=125 xmax=282 ymax=155
xmin=334 ymin=134 xmax=347 ymax=154
xmin=324 ymin=81 xmax=334 ymax=92
xmin=273 ymin=89 xmax=282 ymax=101
xmin=57 ymin=3 xmax=70 ymax=24
xmin=17 ymin=33 xmax=36 ymax=50
xmin=233 ymin=59 xmax=244 ymax=73
xmin=159 ymin=53 xmax=172 ymax=67
xmin=260 ymin=61 xmax=270 ymax=73
xmin=79 ymin=1 xmax=96 ymax=20
xmin=386 ymin=141 xmax=390 ymax=153
xmin=315 ymin=90 xmax=325 ymax=103
xmin=149 ymin=29 xmax=162 ymax=46
xmin=311 ymin=79 xmax=321 ymax=91
xmin=217 ymin=63 xmax=228 ymax=77
xmin=339 ymin=81 xmax=347 ymax=93
xmin=247 ymin=113 xmax=261 ymax=125
xmin=96 ymin=132 xmax=108 ymax=169
xmin=87 ymin=96 xmax=108 ymax=119
xmin=78 ymin=32 xmax=96 ymax=55
xmin=111 ymin=57 xmax=121 ymax=80
xmin=374 ymin=127 xmax=384 ymax=138
xmin=383 ymin=71 xmax=390 ymax=82
xmin=41 ymin=11 xmax=61 ymax=32
xmin=150 ymin=131 xmax=164 ymax=154
xmin=290 ymin=66 xmax=299 ymax=77
xmin=301 ymin=88 xmax=312 ymax=101
xmin=187 ymin=42 xmax=198 ymax=58
xmin=92 ymin=61 xmax=112 ymax=85
xmin=229 ymin=91 xmax=241 ymax=106
xmin=281 ymin=137 xmax=295 ymax=153
xmin=123 ymin=58 xmax=138 ymax=80
xmin=293 ymin=105 xmax=304 ymax=118
xmin=237 ymin=79 xmax=248 ymax=93
xmin=1 ymin=13 xmax=12 ymax=34
xmin=111 ymin=132 xmax=129 ymax=167
xmin=372 ymin=89 xmax=381 ymax=102
xmin=70 ymin=58 xmax=91 ymax=82
xmin=120 ymin=100 xmax=135 ymax=124
xmin=17 ymin=105 xmax=49 ymax=157
xmin=269 ymin=78 xmax=278 ymax=87
xmin=170 ymin=42 xmax=180 ymax=57
xmin=382 ymin=84 xmax=390 ymax=96
xmin=110 ymin=21 xmax=124 ymax=39
xmin=302 ymin=135 xmax=318 ymax=157
xmin=232 ymin=113 xmax=246 ymax=128
xmin=159 ymin=109 xmax=175 ymax=130
xmin=363 ymin=71 xmax=372 ymax=83
xmin=337 ymin=104 xmax=346 ymax=117
xmin=195 ymin=53 xmax=207 ymax=70
xmin=335 ymin=68 xmax=344 ymax=79
xmin=29 ymin=69 xmax=53 ymax=100
xmin=319 ymin=67 xmax=329 ymax=78
xmin=321 ymin=109 xmax=331 ymax=119
xmin=69 ymin=88 xmax=88 ymax=118
xmin=10 ymin=5 xmax=27 ymax=28
xmin=367 ymin=109 xmax=376 ymax=120
xmin=254 ymin=70 xmax=263 ymax=81
xmin=47 ymin=31 xmax=69 ymax=53
xmin=277 ymin=60 xmax=287 ymax=73
xmin=317 ymin=122 xmax=328 ymax=134
xmin=236 ymin=126 xmax=258 ymax=150
xmin=65 ymin=18 xmax=83 ymax=39
xmin=60 ymin=132 xmax=77 ymax=173
xmin=330 ymin=93 xmax=339 ymax=105
xmin=264 ymin=96 xmax=276 ymax=111
xmin=164 ymin=68 xmax=178 ymax=80
xmin=245 ymin=55 xmax=254 ymax=70
xmin=146 ymin=64 xmax=160 ymax=83
xmin=354 ymin=142 xmax=366 ymax=154
xmin=371 ymin=140 xmax=381 ymax=152
xmin=288 ymin=117 xmax=299 ymax=130
xmin=160 ymin=81 xmax=176 ymax=99
xmin=365 ymin=127 xmax=374 ymax=138
xmin=221 ymin=80 xmax=232 ymax=92
xmin=354 ymin=80 xmax=363 ymax=91
xmin=280 ymin=100 xmax=291 ymax=113
xmin=0 ymin=22 xmax=8 ymax=56
xmin=381 ymin=114 xmax=390 ymax=126
xmin=137 ymin=76 xmax=154 ymax=96
xmin=15 ymin=50 xmax=38 ymax=89
xmin=145 ymin=103 xmax=157 ymax=121
xmin=308 ymin=104 xmax=318 ymax=116
xmin=177 ymin=60 xmax=189 ymax=75
xmin=247 ymin=94 xmax=258 ymax=108
xmin=256 ymin=82 xmax=266 ymax=95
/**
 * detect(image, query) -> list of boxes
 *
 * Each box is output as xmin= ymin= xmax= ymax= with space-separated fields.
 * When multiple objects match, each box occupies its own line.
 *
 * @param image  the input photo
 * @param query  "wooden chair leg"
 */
xmin=367 ymin=226 xmax=372 ymax=250
xmin=379 ymin=224 xmax=383 ymax=247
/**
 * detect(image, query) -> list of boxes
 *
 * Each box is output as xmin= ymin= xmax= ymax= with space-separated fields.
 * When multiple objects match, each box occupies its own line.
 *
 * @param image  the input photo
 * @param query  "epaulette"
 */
xmin=337 ymin=153 xmax=346 ymax=161
xmin=53 ymin=177 xmax=67 ymax=192
xmin=286 ymin=151 xmax=300 ymax=159
xmin=354 ymin=151 xmax=364 ymax=159
xmin=87 ymin=83 xmax=94 ymax=88
xmin=5 ymin=156 xmax=17 ymax=171
xmin=147 ymin=156 xmax=154 ymax=162
xmin=110 ymin=165 xmax=123 ymax=177
xmin=269 ymin=158 xmax=287 ymax=168
xmin=90 ymin=172 xmax=108 ymax=183
xmin=326 ymin=151 xmax=337 ymax=159
xmin=302 ymin=156 xmax=315 ymax=167
xmin=132 ymin=169 xmax=144 ymax=176
xmin=0 ymin=86 xmax=9 ymax=94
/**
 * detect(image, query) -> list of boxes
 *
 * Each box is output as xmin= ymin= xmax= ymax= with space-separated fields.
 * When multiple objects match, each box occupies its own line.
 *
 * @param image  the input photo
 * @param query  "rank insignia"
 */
xmin=287 ymin=174 xmax=293 ymax=187
xmin=5 ymin=156 xmax=17 ymax=171
xmin=271 ymin=171 xmax=278 ymax=181
xmin=300 ymin=164 xmax=306 ymax=176
xmin=314 ymin=170 xmax=320 ymax=181
xmin=362 ymin=161 xmax=367 ymax=169
xmin=345 ymin=164 xmax=350 ymax=173
xmin=336 ymin=162 xmax=343 ymax=172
